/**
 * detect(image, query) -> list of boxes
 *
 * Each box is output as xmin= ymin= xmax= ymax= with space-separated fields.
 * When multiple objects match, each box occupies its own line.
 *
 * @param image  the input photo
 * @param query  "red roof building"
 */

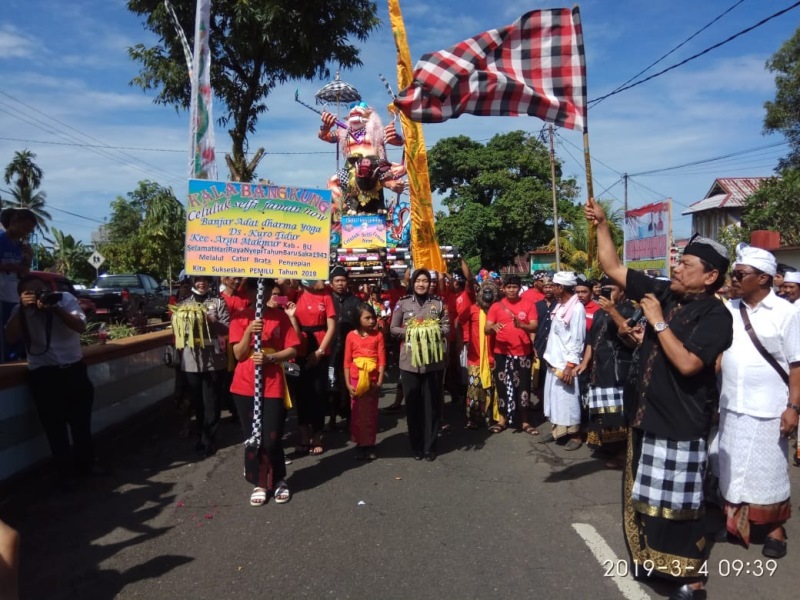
xmin=682 ymin=177 xmax=769 ymax=240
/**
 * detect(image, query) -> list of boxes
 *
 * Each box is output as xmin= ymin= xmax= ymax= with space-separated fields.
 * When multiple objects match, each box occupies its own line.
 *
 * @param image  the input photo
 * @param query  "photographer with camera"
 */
xmin=4 ymin=274 xmax=95 ymax=490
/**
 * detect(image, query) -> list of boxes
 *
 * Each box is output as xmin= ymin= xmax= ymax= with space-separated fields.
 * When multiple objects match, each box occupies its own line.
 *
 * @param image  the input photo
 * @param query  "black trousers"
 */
xmin=183 ymin=370 xmax=223 ymax=448
xmin=289 ymin=355 xmax=329 ymax=435
xmin=401 ymin=369 xmax=443 ymax=455
xmin=29 ymin=362 xmax=94 ymax=476
xmin=233 ymin=394 xmax=286 ymax=488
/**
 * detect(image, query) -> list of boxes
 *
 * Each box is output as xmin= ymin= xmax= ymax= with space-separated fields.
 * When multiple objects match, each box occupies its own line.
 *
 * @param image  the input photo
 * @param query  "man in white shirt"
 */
xmin=540 ymin=271 xmax=586 ymax=450
xmin=4 ymin=274 xmax=95 ymax=489
xmin=718 ymin=244 xmax=800 ymax=559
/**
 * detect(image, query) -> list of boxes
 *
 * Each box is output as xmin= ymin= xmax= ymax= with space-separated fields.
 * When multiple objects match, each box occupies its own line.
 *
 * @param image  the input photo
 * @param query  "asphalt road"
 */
xmin=3 ymin=372 xmax=798 ymax=600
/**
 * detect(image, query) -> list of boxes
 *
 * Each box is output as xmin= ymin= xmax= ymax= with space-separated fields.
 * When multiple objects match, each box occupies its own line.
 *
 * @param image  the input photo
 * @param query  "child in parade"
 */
xmin=344 ymin=303 xmax=386 ymax=460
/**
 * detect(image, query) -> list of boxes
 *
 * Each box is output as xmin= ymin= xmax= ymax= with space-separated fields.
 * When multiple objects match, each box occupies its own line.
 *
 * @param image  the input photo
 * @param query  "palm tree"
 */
xmin=544 ymin=199 xmax=624 ymax=276
xmin=3 ymin=149 xmax=52 ymax=235
xmin=4 ymin=149 xmax=44 ymax=192
xmin=6 ymin=185 xmax=52 ymax=235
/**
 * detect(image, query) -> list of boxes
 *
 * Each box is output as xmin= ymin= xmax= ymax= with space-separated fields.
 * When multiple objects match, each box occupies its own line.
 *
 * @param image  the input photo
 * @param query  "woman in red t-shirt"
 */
xmin=344 ymin=303 xmax=386 ymax=460
xmin=291 ymin=281 xmax=337 ymax=456
xmin=230 ymin=279 xmax=301 ymax=507
xmin=484 ymin=275 xmax=538 ymax=434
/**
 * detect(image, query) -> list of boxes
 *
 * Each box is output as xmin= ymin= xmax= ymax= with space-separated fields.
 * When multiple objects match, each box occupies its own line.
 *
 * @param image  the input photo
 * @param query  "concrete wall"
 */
xmin=0 ymin=330 xmax=174 ymax=481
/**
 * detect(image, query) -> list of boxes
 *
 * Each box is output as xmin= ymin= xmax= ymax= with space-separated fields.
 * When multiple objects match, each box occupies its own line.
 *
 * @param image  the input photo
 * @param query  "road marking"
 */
xmin=572 ymin=523 xmax=652 ymax=600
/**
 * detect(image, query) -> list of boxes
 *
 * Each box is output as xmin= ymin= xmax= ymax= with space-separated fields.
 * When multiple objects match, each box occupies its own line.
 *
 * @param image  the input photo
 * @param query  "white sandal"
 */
xmin=274 ymin=481 xmax=291 ymax=504
xmin=250 ymin=487 xmax=267 ymax=506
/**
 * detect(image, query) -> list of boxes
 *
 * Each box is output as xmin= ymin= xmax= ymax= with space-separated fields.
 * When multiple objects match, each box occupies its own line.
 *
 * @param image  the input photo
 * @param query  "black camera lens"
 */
xmin=43 ymin=292 xmax=63 ymax=305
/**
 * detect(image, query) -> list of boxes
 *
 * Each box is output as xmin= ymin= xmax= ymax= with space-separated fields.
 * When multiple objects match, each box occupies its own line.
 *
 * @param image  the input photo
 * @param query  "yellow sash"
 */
xmin=477 ymin=310 xmax=492 ymax=389
xmin=353 ymin=356 xmax=378 ymax=396
xmin=262 ymin=347 xmax=293 ymax=410
xmin=478 ymin=309 xmax=499 ymax=420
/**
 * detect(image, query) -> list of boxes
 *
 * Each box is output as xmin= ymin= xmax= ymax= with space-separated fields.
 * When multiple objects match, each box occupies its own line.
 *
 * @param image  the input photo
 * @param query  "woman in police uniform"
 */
xmin=390 ymin=269 xmax=449 ymax=461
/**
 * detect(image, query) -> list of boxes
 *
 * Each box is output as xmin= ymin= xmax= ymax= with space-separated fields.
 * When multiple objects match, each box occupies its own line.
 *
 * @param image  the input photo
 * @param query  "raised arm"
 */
xmin=585 ymin=197 xmax=628 ymax=288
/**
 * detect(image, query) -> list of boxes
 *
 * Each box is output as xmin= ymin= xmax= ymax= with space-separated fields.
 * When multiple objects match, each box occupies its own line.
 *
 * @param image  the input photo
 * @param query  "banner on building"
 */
xmin=624 ymin=200 xmax=671 ymax=277
xmin=185 ymin=180 xmax=331 ymax=279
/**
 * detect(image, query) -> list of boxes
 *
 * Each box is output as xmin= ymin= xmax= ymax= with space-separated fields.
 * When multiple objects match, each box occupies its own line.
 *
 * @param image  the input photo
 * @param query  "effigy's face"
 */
xmin=348 ymin=105 xmax=370 ymax=130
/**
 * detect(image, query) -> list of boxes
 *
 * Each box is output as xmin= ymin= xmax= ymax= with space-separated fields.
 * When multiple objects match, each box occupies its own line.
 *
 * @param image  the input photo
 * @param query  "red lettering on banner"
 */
xmin=625 ymin=234 xmax=668 ymax=261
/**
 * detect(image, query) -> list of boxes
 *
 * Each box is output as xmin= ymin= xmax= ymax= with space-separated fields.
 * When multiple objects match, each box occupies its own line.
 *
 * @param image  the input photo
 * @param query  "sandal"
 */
xmin=249 ymin=487 xmax=268 ymax=506
xmin=522 ymin=425 xmax=540 ymax=436
xmin=309 ymin=444 xmax=324 ymax=455
xmin=489 ymin=424 xmax=507 ymax=434
xmin=274 ymin=481 xmax=291 ymax=504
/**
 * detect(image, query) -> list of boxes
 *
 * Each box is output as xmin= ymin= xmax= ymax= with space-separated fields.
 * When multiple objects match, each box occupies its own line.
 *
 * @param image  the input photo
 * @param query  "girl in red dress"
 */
xmin=344 ymin=304 xmax=386 ymax=460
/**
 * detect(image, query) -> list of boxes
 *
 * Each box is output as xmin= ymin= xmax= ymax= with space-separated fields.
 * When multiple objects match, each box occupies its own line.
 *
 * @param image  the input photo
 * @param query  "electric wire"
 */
xmin=588 ymin=1 xmax=800 ymax=105
xmin=590 ymin=0 xmax=746 ymax=109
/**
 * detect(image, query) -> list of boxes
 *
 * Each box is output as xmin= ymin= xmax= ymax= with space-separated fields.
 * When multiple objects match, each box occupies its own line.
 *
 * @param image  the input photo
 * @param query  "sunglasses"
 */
xmin=349 ymin=101 xmax=368 ymax=110
xmin=730 ymin=270 xmax=759 ymax=281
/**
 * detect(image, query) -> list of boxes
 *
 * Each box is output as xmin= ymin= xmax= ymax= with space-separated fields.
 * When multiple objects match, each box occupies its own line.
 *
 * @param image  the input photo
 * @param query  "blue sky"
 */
xmin=0 ymin=0 xmax=797 ymax=248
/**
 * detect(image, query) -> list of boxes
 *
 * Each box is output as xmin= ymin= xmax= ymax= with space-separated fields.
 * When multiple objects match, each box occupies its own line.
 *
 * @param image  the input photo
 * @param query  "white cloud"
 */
xmin=0 ymin=25 xmax=37 ymax=59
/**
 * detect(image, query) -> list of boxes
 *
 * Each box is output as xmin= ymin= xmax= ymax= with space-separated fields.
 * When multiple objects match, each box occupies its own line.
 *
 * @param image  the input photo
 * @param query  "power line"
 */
xmin=553 ymin=137 xmax=622 ymax=204
xmin=0 ymin=187 xmax=106 ymax=224
xmin=588 ymin=1 xmax=800 ymax=105
xmin=0 ymin=91 xmax=185 ymax=186
xmin=0 ymin=136 xmax=343 ymax=156
xmin=554 ymin=131 xmax=623 ymax=176
xmin=0 ymin=137 xmax=185 ymax=153
xmin=628 ymin=142 xmax=788 ymax=176
xmin=591 ymin=0 xmax=746 ymax=109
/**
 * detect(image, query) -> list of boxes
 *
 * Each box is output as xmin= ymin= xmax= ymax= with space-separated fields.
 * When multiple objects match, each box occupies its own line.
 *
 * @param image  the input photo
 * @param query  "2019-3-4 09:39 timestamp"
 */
xmin=602 ymin=559 xmax=778 ymax=578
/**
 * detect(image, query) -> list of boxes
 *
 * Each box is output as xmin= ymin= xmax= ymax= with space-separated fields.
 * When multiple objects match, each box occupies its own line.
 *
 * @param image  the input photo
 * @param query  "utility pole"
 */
xmin=548 ymin=125 xmax=561 ymax=271
xmin=623 ymin=173 xmax=629 ymax=265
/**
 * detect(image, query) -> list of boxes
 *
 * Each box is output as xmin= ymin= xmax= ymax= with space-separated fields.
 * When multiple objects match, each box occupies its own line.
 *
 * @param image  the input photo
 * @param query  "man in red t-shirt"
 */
xmin=575 ymin=279 xmax=600 ymax=334
xmin=485 ymin=274 xmax=538 ymax=434
xmin=522 ymin=270 xmax=548 ymax=304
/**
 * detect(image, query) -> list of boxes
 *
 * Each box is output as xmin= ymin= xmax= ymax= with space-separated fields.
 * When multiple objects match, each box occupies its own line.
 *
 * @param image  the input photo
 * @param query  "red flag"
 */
xmin=394 ymin=8 xmax=586 ymax=131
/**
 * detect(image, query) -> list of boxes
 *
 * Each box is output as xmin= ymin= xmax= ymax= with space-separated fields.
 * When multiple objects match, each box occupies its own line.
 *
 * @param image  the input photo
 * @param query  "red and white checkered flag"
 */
xmin=394 ymin=8 xmax=586 ymax=131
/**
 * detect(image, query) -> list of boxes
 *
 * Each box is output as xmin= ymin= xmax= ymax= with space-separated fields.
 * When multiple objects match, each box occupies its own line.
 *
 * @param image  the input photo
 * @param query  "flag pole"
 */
xmin=583 ymin=128 xmax=596 ymax=267
xmin=575 ymin=4 xmax=595 ymax=269
xmin=548 ymin=125 xmax=562 ymax=271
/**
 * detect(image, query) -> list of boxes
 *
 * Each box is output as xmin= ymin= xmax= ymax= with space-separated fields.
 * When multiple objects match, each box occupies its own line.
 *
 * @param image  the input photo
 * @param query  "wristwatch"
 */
xmin=654 ymin=321 xmax=669 ymax=333
xmin=786 ymin=403 xmax=800 ymax=415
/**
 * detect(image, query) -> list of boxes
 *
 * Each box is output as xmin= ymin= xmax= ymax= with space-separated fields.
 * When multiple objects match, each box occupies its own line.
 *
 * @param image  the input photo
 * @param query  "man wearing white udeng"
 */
xmin=541 ymin=271 xmax=586 ymax=450
xmin=718 ymin=243 xmax=800 ymax=559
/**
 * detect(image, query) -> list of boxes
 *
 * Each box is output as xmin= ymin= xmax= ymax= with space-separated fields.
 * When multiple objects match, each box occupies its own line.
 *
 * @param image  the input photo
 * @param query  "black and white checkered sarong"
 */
xmin=632 ymin=432 xmax=707 ymax=512
xmin=586 ymin=386 xmax=623 ymax=412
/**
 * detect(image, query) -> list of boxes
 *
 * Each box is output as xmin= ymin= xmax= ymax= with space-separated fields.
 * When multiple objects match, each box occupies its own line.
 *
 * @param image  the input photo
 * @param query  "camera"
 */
xmin=36 ymin=291 xmax=63 ymax=306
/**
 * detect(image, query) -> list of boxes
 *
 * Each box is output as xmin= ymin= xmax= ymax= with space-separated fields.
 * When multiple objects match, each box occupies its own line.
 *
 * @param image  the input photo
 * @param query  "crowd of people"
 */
xmin=4 ymin=199 xmax=800 ymax=600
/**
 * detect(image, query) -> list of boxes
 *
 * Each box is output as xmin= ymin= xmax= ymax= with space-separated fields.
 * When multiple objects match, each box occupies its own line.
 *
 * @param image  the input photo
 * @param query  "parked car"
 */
xmin=83 ymin=273 xmax=170 ymax=322
xmin=30 ymin=271 xmax=98 ymax=321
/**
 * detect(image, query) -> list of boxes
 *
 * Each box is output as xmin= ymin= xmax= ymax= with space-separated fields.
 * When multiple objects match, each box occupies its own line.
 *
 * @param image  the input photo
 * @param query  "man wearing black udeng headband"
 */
xmin=586 ymin=197 xmax=733 ymax=600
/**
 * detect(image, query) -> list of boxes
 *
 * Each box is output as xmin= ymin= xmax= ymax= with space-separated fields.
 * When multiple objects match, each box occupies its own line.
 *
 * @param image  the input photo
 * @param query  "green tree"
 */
xmin=429 ymin=131 xmax=579 ymax=269
xmin=764 ymin=28 xmax=800 ymax=170
xmin=3 ymin=149 xmax=52 ymax=234
xmin=742 ymin=169 xmax=800 ymax=245
xmin=4 ymin=149 xmax=43 ymax=192
xmin=127 ymin=0 xmax=380 ymax=181
xmin=100 ymin=180 xmax=186 ymax=279
xmin=50 ymin=227 xmax=92 ymax=281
